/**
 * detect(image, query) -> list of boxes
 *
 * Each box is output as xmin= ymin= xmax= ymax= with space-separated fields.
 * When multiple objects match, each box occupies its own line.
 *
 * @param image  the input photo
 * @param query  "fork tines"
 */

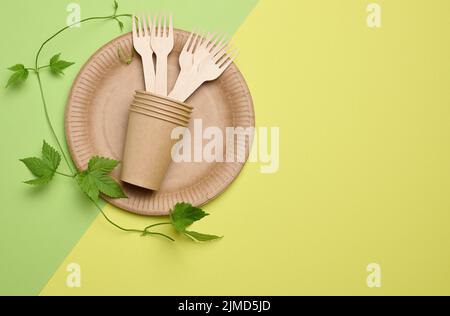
xmin=152 ymin=14 xmax=173 ymax=38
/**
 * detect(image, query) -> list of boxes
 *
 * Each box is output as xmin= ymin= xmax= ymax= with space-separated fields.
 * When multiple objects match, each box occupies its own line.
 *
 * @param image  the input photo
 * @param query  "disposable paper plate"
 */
xmin=65 ymin=30 xmax=255 ymax=215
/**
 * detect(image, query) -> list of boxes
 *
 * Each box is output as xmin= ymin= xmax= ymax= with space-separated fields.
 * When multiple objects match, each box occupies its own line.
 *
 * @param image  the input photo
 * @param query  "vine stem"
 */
xmin=34 ymin=14 xmax=132 ymax=69
xmin=90 ymin=198 xmax=174 ymax=241
xmin=36 ymin=72 xmax=74 ymax=174
xmin=33 ymin=13 xmax=132 ymax=174
xmin=55 ymin=171 xmax=75 ymax=178
xmin=144 ymin=222 xmax=172 ymax=230
xmin=29 ymin=9 xmax=174 ymax=241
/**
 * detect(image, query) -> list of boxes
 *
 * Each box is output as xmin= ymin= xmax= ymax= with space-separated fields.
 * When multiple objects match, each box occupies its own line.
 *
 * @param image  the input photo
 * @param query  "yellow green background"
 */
xmin=1 ymin=0 xmax=450 ymax=295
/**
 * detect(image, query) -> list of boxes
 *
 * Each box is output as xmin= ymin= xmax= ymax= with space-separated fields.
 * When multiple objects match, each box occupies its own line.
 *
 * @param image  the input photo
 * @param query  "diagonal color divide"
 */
xmin=41 ymin=0 xmax=450 ymax=295
xmin=0 ymin=0 xmax=258 ymax=296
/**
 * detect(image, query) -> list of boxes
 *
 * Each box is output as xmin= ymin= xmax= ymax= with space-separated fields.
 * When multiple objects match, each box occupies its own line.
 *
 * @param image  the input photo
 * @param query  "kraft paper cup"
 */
xmin=121 ymin=91 xmax=192 ymax=191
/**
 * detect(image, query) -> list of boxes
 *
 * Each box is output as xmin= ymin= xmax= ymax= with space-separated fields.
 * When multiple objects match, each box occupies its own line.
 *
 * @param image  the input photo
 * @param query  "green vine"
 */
xmin=6 ymin=1 xmax=221 ymax=243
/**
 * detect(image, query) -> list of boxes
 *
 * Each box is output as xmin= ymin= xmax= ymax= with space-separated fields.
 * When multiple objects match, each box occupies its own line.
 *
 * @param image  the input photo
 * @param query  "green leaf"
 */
xmin=21 ymin=158 xmax=50 ymax=178
xmin=8 ymin=64 xmax=25 ymax=71
xmin=76 ymin=156 xmax=126 ymax=201
xmin=20 ymin=141 xmax=61 ymax=185
xmin=49 ymin=54 xmax=60 ymax=65
xmin=184 ymin=231 xmax=222 ymax=242
xmin=24 ymin=176 xmax=54 ymax=186
xmin=42 ymin=140 xmax=61 ymax=171
xmin=117 ymin=45 xmax=133 ymax=65
xmin=49 ymin=53 xmax=75 ymax=75
xmin=113 ymin=0 xmax=119 ymax=12
xmin=76 ymin=171 xmax=99 ymax=201
xmin=88 ymin=156 xmax=119 ymax=173
xmin=6 ymin=64 xmax=29 ymax=88
xmin=169 ymin=203 xmax=221 ymax=242
xmin=117 ymin=19 xmax=124 ymax=32
xmin=92 ymin=171 xmax=127 ymax=198
xmin=170 ymin=202 xmax=209 ymax=232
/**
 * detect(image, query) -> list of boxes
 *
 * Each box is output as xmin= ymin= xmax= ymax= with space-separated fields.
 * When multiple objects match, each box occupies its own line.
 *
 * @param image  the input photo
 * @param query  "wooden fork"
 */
xmin=151 ymin=14 xmax=174 ymax=96
xmin=132 ymin=14 xmax=155 ymax=92
xmin=170 ymin=44 xmax=238 ymax=102
xmin=169 ymin=31 xmax=199 ymax=100
xmin=193 ymin=33 xmax=228 ymax=70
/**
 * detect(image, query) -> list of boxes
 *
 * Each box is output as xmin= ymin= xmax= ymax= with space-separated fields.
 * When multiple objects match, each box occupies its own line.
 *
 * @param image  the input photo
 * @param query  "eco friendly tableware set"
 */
xmin=121 ymin=14 xmax=237 ymax=190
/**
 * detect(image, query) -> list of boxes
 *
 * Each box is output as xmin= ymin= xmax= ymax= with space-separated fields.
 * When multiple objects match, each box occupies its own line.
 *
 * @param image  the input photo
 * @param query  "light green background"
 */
xmin=0 ymin=0 xmax=257 ymax=295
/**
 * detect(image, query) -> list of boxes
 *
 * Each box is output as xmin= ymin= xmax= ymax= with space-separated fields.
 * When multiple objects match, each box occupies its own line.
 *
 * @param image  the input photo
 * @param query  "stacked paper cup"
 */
xmin=121 ymin=90 xmax=193 ymax=190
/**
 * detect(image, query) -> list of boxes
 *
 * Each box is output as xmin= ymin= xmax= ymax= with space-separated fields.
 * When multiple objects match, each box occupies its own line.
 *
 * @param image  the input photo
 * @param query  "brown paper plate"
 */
xmin=65 ymin=30 xmax=255 ymax=216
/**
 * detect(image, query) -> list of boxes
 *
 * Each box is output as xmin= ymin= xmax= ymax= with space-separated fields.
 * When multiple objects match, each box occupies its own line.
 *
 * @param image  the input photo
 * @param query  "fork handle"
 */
xmin=155 ymin=55 xmax=168 ymax=96
xmin=169 ymin=71 xmax=189 ymax=99
xmin=141 ymin=54 xmax=156 ymax=93
xmin=169 ymin=77 xmax=203 ymax=102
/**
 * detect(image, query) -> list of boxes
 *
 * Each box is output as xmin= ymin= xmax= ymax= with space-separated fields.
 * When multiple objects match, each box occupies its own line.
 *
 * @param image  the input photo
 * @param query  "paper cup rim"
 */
xmin=135 ymin=90 xmax=193 ymax=111
xmin=129 ymin=106 xmax=189 ymax=127
xmin=131 ymin=102 xmax=191 ymax=124
xmin=135 ymin=93 xmax=193 ymax=113
xmin=134 ymin=95 xmax=193 ymax=114
xmin=133 ymin=97 xmax=191 ymax=120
